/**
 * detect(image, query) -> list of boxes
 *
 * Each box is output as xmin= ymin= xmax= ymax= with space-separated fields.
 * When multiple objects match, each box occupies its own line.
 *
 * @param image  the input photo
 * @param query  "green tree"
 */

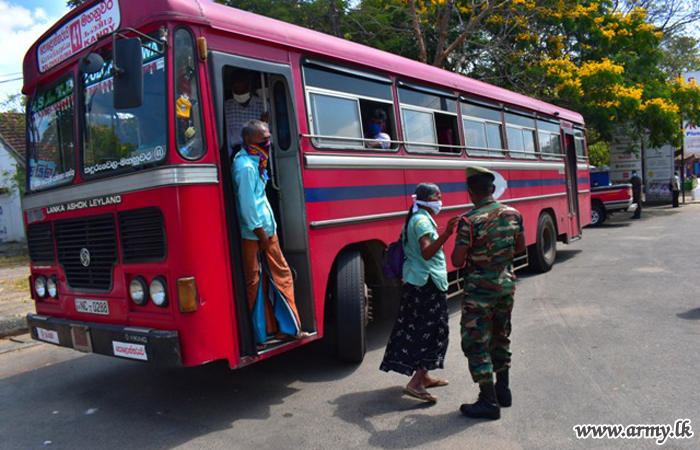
xmin=214 ymin=0 xmax=349 ymax=37
xmin=0 ymin=92 xmax=26 ymax=113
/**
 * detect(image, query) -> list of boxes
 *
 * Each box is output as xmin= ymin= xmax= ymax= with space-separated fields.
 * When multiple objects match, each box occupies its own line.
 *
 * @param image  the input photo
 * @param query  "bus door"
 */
xmin=563 ymin=130 xmax=581 ymax=239
xmin=209 ymin=53 xmax=315 ymax=357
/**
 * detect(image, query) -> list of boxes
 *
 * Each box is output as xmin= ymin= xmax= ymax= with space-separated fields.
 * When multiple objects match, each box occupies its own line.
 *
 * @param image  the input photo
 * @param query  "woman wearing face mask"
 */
xmin=380 ymin=183 xmax=459 ymax=402
xmin=365 ymin=109 xmax=391 ymax=149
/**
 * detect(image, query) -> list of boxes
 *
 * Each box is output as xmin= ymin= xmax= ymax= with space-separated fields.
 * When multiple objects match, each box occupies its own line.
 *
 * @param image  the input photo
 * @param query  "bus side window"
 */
xmin=505 ymin=112 xmax=537 ymax=159
xmin=537 ymin=119 xmax=562 ymax=159
xmin=303 ymin=63 xmax=396 ymax=150
xmin=462 ymin=101 xmax=504 ymax=157
xmin=574 ymin=129 xmax=586 ymax=161
xmin=174 ymin=28 xmax=205 ymax=160
xmin=399 ymin=85 xmax=459 ymax=154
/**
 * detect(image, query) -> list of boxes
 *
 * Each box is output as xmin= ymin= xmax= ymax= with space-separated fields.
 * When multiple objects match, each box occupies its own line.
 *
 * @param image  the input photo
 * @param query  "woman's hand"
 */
xmin=444 ymin=216 xmax=459 ymax=236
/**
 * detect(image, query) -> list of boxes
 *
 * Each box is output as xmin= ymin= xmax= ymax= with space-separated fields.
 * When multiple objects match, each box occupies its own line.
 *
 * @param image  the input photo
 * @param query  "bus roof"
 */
xmin=24 ymin=0 xmax=584 ymax=125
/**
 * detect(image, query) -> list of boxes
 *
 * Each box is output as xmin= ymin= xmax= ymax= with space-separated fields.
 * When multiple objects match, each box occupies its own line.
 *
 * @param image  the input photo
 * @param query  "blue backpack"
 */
xmin=383 ymin=231 xmax=406 ymax=280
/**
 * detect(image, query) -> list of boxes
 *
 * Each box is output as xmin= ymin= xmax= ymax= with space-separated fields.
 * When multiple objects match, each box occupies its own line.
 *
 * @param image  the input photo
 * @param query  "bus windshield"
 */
xmin=82 ymin=40 xmax=166 ymax=177
xmin=28 ymin=76 xmax=76 ymax=192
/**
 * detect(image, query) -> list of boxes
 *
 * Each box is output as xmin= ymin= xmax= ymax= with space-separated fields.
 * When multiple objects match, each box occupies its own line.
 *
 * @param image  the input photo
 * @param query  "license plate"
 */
xmin=75 ymin=298 xmax=110 ymax=315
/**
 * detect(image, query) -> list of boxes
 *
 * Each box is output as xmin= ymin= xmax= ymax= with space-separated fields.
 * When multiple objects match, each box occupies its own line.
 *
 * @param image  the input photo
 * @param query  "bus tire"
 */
xmin=590 ymin=204 xmax=606 ymax=227
xmin=334 ymin=249 xmax=367 ymax=363
xmin=528 ymin=213 xmax=557 ymax=273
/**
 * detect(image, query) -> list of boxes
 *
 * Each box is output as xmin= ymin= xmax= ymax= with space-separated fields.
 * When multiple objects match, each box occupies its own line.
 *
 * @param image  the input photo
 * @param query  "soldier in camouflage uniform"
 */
xmin=451 ymin=166 xmax=525 ymax=420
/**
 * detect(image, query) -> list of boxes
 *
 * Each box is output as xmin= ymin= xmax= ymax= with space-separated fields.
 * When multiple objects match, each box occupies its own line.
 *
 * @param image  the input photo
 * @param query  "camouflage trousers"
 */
xmin=460 ymin=291 xmax=514 ymax=384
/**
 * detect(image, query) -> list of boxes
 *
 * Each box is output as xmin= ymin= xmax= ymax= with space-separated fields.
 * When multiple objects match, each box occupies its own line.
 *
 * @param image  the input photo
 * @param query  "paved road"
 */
xmin=2 ymin=205 xmax=700 ymax=450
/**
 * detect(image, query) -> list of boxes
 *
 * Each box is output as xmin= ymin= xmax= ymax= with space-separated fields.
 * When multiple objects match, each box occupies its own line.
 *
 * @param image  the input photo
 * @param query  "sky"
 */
xmin=0 ymin=0 xmax=70 ymax=109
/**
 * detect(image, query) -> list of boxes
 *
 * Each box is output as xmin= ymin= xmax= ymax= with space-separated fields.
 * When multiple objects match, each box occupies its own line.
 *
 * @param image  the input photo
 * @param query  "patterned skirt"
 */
xmin=379 ymin=278 xmax=449 ymax=376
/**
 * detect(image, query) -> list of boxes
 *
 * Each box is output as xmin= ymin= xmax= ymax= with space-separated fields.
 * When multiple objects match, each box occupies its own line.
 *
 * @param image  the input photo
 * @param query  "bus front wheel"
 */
xmin=334 ymin=249 xmax=368 ymax=363
xmin=528 ymin=213 xmax=557 ymax=273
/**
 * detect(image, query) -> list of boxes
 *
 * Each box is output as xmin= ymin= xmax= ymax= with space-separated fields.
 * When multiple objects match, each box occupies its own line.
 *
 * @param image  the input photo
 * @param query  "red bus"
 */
xmin=22 ymin=0 xmax=590 ymax=368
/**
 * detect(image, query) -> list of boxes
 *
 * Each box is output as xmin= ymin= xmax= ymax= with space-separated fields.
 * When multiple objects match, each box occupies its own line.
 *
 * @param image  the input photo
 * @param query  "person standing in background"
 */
xmin=630 ymin=170 xmax=643 ymax=219
xmin=671 ymin=172 xmax=680 ymax=208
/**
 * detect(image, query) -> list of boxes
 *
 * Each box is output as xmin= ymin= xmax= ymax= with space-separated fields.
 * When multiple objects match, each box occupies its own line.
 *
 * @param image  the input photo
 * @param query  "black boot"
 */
xmin=460 ymin=382 xmax=500 ymax=420
xmin=495 ymin=370 xmax=512 ymax=407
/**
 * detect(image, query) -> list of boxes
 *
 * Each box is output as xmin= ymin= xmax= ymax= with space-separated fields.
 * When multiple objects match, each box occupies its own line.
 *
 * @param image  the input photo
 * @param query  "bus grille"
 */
xmin=27 ymin=222 xmax=55 ymax=264
xmin=55 ymin=215 xmax=117 ymax=291
xmin=118 ymin=208 xmax=166 ymax=263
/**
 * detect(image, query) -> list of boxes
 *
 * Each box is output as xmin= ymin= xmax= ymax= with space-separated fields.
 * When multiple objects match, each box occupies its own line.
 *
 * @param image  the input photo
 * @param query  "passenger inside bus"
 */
xmin=436 ymin=114 xmax=459 ymax=153
xmin=225 ymin=69 xmax=270 ymax=158
xmin=364 ymin=109 xmax=391 ymax=149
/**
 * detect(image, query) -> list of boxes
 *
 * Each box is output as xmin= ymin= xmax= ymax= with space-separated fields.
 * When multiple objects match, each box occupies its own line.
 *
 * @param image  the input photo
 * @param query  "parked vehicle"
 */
xmin=590 ymin=184 xmax=633 ymax=226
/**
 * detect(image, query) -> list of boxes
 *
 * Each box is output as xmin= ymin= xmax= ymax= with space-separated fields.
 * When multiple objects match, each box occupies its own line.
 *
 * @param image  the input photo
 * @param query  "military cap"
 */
xmin=466 ymin=166 xmax=495 ymax=181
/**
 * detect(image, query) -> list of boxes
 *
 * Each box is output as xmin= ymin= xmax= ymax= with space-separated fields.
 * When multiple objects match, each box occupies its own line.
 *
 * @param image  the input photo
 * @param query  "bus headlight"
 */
xmin=129 ymin=277 xmax=148 ymax=306
xmin=34 ymin=276 xmax=47 ymax=298
xmin=47 ymin=276 xmax=58 ymax=298
xmin=150 ymin=277 xmax=168 ymax=307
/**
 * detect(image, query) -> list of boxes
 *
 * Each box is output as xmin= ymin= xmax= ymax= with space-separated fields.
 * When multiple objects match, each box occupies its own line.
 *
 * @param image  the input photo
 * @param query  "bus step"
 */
xmin=514 ymin=252 xmax=529 ymax=271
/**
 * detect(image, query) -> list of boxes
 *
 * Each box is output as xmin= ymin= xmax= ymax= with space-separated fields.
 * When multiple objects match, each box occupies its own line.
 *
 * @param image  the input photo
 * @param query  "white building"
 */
xmin=0 ymin=112 xmax=26 ymax=243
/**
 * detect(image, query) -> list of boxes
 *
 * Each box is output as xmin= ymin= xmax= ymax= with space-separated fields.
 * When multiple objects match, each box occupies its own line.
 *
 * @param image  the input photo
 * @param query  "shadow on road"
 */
xmin=330 ymin=386 xmax=478 ymax=449
xmin=677 ymin=307 xmax=700 ymax=321
xmin=1 ymin=329 xmax=389 ymax=449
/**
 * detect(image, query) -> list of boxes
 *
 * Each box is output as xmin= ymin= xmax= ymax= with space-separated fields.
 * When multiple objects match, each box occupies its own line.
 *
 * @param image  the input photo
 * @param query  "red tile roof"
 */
xmin=0 ymin=112 xmax=26 ymax=164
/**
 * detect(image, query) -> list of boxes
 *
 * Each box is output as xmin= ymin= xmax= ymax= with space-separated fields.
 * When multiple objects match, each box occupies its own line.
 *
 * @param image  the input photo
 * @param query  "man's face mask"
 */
xmin=251 ymin=140 xmax=271 ymax=150
xmin=233 ymin=91 xmax=251 ymax=104
xmin=367 ymin=122 xmax=383 ymax=136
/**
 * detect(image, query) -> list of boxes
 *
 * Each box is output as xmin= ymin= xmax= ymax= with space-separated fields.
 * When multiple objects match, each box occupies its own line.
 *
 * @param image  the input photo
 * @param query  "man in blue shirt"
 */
xmin=233 ymin=120 xmax=304 ymax=345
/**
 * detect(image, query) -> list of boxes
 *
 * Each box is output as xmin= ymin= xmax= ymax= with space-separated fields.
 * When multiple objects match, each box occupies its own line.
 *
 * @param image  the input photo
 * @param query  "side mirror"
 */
xmin=79 ymin=53 xmax=104 ymax=74
xmin=113 ymin=38 xmax=143 ymax=109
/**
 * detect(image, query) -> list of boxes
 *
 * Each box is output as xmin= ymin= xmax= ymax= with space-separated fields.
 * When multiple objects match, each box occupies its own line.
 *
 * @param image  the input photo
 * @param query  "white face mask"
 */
xmin=233 ymin=91 xmax=251 ymax=104
xmin=414 ymin=199 xmax=442 ymax=215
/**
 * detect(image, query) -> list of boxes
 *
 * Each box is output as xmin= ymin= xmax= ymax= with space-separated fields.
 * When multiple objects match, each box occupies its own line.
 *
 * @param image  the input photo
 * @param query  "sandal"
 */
xmin=402 ymin=387 xmax=437 ymax=403
xmin=424 ymin=378 xmax=450 ymax=388
xmin=274 ymin=332 xmax=310 ymax=341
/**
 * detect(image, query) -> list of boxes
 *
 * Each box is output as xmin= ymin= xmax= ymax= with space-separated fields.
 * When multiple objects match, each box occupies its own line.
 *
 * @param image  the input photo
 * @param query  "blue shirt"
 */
xmin=232 ymin=150 xmax=276 ymax=240
xmin=402 ymin=209 xmax=448 ymax=292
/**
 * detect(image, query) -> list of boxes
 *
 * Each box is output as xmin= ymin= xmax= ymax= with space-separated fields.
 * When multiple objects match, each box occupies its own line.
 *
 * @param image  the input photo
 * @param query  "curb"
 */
xmin=0 ymin=315 xmax=29 ymax=340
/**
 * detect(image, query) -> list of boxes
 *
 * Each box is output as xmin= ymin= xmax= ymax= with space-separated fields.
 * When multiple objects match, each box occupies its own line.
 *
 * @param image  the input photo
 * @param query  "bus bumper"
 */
xmin=27 ymin=314 xmax=182 ymax=366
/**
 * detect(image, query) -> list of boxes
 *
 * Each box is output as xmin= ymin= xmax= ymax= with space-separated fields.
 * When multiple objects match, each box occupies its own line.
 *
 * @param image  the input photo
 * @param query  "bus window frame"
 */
xmin=304 ymin=86 xmax=398 ymax=151
xmin=27 ymin=71 xmax=78 ymax=193
xmin=399 ymin=85 xmax=462 ymax=156
xmin=505 ymin=123 xmax=538 ymax=159
xmin=301 ymin=61 xmax=399 ymax=153
xmin=536 ymin=117 xmax=564 ymax=160
xmin=460 ymin=101 xmax=505 ymax=158
xmin=573 ymin=128 xmax=588 ymax=162
xmin=173 ymin=26 xmax=207 ymax=161
xmin=78 ymin=26 xmax=170 ymax=182
xmin=503 ymin=109 xmax=538 ymax=160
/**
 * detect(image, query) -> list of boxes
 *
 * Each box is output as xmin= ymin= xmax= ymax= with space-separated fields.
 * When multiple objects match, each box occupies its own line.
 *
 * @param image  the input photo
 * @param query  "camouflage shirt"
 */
xmin=455 ymin=199 xmax=524 ymax=297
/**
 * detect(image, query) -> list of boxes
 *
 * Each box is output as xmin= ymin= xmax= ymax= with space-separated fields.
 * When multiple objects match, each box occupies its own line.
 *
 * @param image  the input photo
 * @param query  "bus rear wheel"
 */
xmin=334 ymin=249 xmax=368 ymax=363
xmin=528 ymin=213 xmax=557 ymax=273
